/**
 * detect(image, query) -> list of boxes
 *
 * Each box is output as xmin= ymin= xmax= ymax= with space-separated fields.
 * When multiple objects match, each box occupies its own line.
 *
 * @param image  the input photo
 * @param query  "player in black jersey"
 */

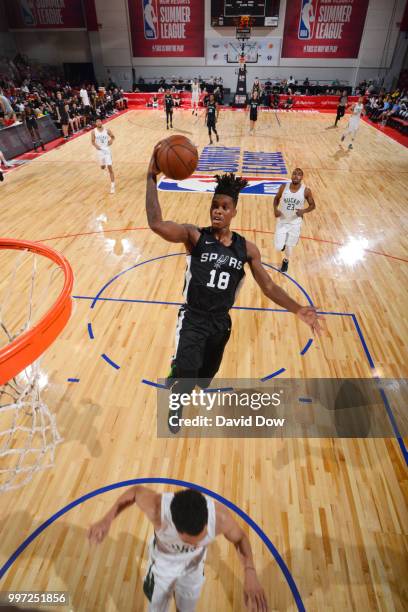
xmin=249 ymin=91 xmax=260 ymax=135
xmin=205 ymin=94 xmax=219 ymax=145
xmin=146 ymin=143 xmax=322 ymax=433
xmin=164 ymin=90 xmax=174 ymax=129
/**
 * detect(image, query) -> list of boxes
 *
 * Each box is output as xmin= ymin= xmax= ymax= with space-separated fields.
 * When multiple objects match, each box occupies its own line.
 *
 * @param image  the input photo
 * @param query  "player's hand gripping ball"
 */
xmin=155 ymin=135 xmax=198 ymax=180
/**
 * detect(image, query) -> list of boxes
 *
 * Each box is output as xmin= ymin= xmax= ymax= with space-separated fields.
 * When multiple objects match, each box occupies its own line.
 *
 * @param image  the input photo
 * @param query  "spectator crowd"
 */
xmin=0 ymin=55 xmax=128 ymax=139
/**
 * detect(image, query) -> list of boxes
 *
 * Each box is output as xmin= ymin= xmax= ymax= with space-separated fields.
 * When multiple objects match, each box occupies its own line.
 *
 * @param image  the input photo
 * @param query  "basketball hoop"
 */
xmin=0 ymin=239 xmax=73 ymax=492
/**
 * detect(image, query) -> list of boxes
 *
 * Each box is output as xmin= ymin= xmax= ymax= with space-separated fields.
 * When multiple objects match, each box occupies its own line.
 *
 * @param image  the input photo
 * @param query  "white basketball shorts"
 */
xmin=144 ymin=539 xmax=206 ymax=612
xmin=97 ymin=148 xmax=112 ymax=167
xmin=274 ymin=220 xmax=302 ymax=250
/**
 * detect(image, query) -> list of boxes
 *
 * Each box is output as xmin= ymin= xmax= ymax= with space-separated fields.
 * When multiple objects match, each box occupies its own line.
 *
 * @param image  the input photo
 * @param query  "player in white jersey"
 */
xmin=191 ymin=78 xmax=200 ymax=116
xmin=340 ymin=96 xmax=365 ymax=150
xmin=89 ymin=486 xmax=268 ymax=611
xmin=91 ymin=118 xmax=116 ymax=193
xmin=274 ymin=168 xmax=316 ymax=272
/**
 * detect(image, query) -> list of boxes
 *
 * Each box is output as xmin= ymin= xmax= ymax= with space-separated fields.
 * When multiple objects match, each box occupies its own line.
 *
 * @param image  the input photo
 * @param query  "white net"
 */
xmin=0 ymin=247 xmax=65 ymax=492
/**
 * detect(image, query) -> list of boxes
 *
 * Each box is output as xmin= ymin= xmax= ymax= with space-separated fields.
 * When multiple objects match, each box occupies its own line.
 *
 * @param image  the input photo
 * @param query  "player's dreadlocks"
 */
xmin=214 ymin=173 xmax=248 ymax=206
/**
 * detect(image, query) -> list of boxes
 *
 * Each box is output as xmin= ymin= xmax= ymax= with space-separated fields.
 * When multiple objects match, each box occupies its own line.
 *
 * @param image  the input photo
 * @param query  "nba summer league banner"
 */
xmin=282 ymin=0 xmax=369 ymax=59
xmin=128 ymin=0 xmax=204 ymax=57
xmin=5 ymin=0 xmax=85 ymax=29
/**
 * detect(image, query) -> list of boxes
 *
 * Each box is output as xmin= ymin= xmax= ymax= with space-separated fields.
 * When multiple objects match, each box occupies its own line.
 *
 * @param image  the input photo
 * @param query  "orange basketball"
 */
xmin=156 ymin=135 xmax=198 ymax=180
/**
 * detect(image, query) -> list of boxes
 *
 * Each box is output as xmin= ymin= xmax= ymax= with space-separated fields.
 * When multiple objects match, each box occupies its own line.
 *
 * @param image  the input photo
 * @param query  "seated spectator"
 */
xmin=271 ymin=93 xmax=280 ymax=109
xmin=283 ymin=96 xmax=294 ymax=109
xmin=173 ymin=93 xmax=181 ymax=107
xmin=380 ymin=100 xmax=401 ymax=125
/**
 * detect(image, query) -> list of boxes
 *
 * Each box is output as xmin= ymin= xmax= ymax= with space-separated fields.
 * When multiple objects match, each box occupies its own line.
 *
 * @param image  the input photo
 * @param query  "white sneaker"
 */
xmin=110 ymin=183 xmax=115 ymax=194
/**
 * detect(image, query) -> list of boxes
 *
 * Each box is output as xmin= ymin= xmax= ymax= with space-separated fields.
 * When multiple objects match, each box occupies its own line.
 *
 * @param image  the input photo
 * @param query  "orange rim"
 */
xmin=0 ymin=239 xmax=73 ymax=385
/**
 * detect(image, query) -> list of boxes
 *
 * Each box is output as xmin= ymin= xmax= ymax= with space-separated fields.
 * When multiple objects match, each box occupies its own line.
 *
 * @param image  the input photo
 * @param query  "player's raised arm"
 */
xmin=246 ymin=241 xmax=323 ymax=335
xmin=146 ymin=144 xmax=199 ymax=246
xmin=88 ymin=485 xmax=161 ymax=544
xmin=216 ymin=504 xmax=268 ymax=611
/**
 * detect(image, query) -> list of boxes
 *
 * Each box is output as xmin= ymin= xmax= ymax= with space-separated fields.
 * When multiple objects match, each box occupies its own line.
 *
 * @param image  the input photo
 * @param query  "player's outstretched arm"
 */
xmin=146 ymin=144 xmax=200 ymax=246
xmin=216 ymin=504 xmax=268 ymax=611
xmin=88 ymin=485 xmax=161 ymax=544
xmin=247 ymin=241 xmax=323 ymax=335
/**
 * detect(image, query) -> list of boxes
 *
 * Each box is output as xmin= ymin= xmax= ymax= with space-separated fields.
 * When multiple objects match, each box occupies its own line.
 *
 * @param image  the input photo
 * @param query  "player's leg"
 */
xmin=166 ymin=309 xmax=209 ymax=432
xmin=143 ymin=548 xmax=176 ymax=612
xmin=334 ymin=106 xmax=342 ymax=127
xmin=197 ymin=316 xmax=231 ymax=388
xmin=107 ymin=164 xmax=115 ymax=192
xmin=341 ymin=123 xmax=352 ymax=144
xmin=174 ymin=560 xmax=206 ymax=612
xmin=169 ymin=109 xmax=173 ymax=128
xmin=166 ymin=109 xmax=170 ymax=129
xmin=348 ymin=126 xmax=358 ymax=149
xmin=275 ymin=222 xmax=290 ymax=271
xmin=0 ymin=169 xmax=4 ymax=182
xmin=212 ymin=122 xmax=219 ymax=142
xmin=0 ymin=150 xmax=11 ymax=167
xmin=208 ymin=124 xmax=213 ymax=144
xmin=281 ymin=224 xmax=301 ymax=272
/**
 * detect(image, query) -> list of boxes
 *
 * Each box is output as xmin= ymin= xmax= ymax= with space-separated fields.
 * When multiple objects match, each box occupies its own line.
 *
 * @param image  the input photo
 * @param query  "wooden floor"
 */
xmin=0 ymin=108 xmax=407 ymax=611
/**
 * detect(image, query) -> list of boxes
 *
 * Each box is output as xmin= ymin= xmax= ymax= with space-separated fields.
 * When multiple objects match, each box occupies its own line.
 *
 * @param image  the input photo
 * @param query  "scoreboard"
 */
xmin=225 ymin=0 xmax=266 ymax=17
xmin=211 ymin=0 xmax=280 ymax=27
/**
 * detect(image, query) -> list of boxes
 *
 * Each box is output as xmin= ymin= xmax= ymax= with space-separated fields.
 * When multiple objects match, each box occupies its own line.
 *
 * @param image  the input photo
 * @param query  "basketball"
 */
xmin=156 ymin=135 xmax=198 ymax=180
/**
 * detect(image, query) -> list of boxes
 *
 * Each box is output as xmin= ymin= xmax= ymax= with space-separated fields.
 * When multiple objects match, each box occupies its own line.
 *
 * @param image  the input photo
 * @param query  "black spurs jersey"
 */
xmin=164 ymin=94 xmax=174 ymax=111
xmin=183 ymin=227 xmax=247 ymax=313
xmin=249 ymin=99 xmax=259 ymax=118
xmin=206 ymin=103 xmax=217 ymax=124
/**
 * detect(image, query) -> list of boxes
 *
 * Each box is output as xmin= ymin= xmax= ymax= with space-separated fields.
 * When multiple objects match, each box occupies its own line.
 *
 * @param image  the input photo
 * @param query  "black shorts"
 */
xmin=250 ymin=110 xmax=258 ymax=122
xmin=337 ymin=106 xmax=345 ymax=118
xmin=26 ymin=118 xmax=38 ymax=129
xmin=170 ymin=306 xmax=231 ymax=384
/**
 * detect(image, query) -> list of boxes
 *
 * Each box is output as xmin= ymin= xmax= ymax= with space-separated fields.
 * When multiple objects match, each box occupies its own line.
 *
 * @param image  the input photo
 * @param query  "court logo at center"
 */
xmin=142 ymin=0 xmax=159 ymax=39
xmin=158 ymin=175 xmax=289 ymax=197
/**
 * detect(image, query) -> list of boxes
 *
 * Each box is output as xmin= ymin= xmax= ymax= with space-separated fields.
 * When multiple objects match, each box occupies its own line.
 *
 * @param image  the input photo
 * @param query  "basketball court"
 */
xmin=0 ymin=104 xmax=407 ymax=610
